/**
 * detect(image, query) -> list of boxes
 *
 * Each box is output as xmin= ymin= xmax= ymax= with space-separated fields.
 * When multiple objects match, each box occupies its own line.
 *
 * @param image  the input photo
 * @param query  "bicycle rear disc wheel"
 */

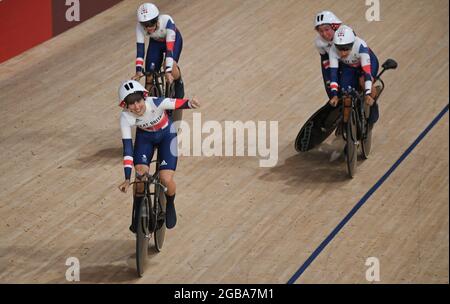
xmin=361 ymin=124 xmax=373 ymax=159
xmin=345 ymin=110 xmax=358 ymax=178
xmin=136 ymin=196 xmax=150 ymax=277
xmin=154 ymin=186 xmax=167 ymax=252
xmin=295 ymin=120 xmax=313 ymax=152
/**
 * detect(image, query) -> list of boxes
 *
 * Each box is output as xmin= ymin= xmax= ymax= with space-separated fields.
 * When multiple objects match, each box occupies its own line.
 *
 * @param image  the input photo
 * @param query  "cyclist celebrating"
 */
xmin=117 ymin=80 xmax=200 ymax=231
xmin=313 ymin=10 xmax=343 ymax=99
xmin=328 ymin=25 xmax=380 ymax=124
xmin=132 ymin=3 xmax=185 ymax=102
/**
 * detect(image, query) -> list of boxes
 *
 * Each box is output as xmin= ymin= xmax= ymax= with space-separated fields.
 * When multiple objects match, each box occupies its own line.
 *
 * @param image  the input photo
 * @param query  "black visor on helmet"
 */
xmin=335 ymin=43 xmax=354 ymax=51
xmin=140 ymin=17 xmax=158 ymax=28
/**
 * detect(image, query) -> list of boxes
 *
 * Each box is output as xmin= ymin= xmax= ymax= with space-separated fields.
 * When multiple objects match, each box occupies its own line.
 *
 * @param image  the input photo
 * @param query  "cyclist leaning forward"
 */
xmin=328 ymin=25 xmax=380 ymax=125
xmin=132 ymin=3 xmax=185 ymax=112
xmin=117 ymin=80 xmax=200 ymax=231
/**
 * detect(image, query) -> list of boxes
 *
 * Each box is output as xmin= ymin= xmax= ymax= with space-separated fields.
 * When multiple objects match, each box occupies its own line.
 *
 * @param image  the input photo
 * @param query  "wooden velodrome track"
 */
xmin=0 ymin=0 xmax=448 ymax=284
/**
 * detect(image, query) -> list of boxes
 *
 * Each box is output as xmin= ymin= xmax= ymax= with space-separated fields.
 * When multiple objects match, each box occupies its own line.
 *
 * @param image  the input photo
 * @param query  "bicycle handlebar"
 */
xmin=130 ymin=178 xmax=167 ymax=192
xmin=129 ymin=169 xmax=167 ymax=193
xmin=130 ymin=179 xmax=167 ymax=191
xmin=342 ymin=87 xmax=363 ymax=99
xmin=141 ymin=62 xmax=166 ymax=77
xmin=141 ymin=69 xmax=160 ymax=77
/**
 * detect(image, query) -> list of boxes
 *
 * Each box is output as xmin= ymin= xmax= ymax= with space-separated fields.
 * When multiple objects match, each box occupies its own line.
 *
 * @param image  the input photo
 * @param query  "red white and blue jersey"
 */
xmin=329 ymin=37 xmax=373 ymax=96
xmin=315 ymin=35 xmax=333 ymax=70
xmin=135 ymin=14 xmax=177 ymax=73
xmin=121 ymin=97 xmax=191 ymax=179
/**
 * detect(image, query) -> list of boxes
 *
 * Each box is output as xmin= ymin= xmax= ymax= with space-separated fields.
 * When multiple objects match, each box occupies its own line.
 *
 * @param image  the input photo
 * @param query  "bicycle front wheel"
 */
xmin=153 ymin=185 xmax=167 ymax=252
xmin=361 ymin=123 xmax=373 ymax=159
xmin=136 ymin=196 xmax=150 ymax=277
xmin=150 ymin=82 xmax=163 ymax=98
xmin=165 ymin=81 xmax=175 ymax=98
xmin=361 ymin=102 xmax=372 ymax=159
xmin=345 ymin=109 xmax=358 ymax=178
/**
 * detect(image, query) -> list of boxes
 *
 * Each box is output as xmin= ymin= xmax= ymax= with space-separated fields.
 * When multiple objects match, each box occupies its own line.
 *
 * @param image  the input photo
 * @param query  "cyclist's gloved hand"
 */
xmin=118 ymin=180 xmax=131 ymax=193
xmin=365 ymin=94 xmax=375 ymax=106
xmin=132 ymin=72 xmax=144 ymax=81
xmin=189 ymin=97 xmax=201 ymax=109
xmin=329 ymin=96 xmax=339 ymax=107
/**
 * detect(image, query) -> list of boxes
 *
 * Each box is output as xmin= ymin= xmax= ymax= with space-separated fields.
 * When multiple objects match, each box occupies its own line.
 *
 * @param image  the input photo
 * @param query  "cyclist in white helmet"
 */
xmin=328 ymin=25 xmax=380 ymax=125
xmin=117 ymin=80 xmax=200 ymax=231
xmin=313 ymin=10 xmax=343 ymax=99
xmin=132 ymin=3 xmax=185 ymax=104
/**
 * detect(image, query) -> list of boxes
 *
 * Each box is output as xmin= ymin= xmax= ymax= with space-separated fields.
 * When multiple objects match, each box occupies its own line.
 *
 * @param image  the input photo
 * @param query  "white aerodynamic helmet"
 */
xmin=314 ymin=10 xmax=342 ymax=29
xmin=118 ymin=80 xmax=148 ymax=107
xmin=137 ymin=3 xmax=159 ymax=23
xmin=333 ymin=25 xmax=356 ymax=47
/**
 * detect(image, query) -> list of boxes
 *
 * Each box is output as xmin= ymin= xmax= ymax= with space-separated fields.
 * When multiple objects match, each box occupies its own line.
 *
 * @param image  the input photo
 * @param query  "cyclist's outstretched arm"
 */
xmin=152 ymin=97 xmax=201 ymax=110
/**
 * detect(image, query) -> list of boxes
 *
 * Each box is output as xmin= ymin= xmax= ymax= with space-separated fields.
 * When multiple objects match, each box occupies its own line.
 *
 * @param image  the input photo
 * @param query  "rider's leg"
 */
xmin=171 ymin=61 xmax=181 ymax=81
xmin=171 ymin=30 xmax=184 ymax=95
xmin=157 ymin=126 xmax=178 ymax=228
xmin=160 ymin=169 xmax=176 ymax=214
xmin=170 ymin=31 xmax=184 ymax=123
xmin=367 ymin=49 xmax=380 ymax=124
xmin=171 ymin=62 xmax=185 ymax=98
xmin=145 ymin=38 xmax=165 ymax=94
xmin=172 ymin=62 xmax=184 ymax=97
xmin=160 ymin=170 xmax=177 ymax=229
xmin=129 ymin=164 xmax=150 ymax=233
xmin=359 ymin=76 xmax=379 ymax=100
xmin=171 ymin=62 xmax=184 ymax=124
xmin=160 ymin=170 xmax=176 ymax=195
xmin=358 ymin=72 xmax=379 ymax=124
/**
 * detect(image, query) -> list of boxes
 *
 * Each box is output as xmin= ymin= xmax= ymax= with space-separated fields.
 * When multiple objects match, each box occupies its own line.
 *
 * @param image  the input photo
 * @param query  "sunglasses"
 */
xmin=336 ymin=44 xmax=353 ymax=51
xmin=141 ymin=19 xmax=158 ymax=28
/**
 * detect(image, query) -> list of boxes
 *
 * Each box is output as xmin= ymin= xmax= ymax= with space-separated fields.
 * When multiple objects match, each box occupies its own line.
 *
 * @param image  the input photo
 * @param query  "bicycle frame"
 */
xmin=143 ymin=63 xmax=166 ymax=98
xmin=133 ymin=158 xmax=166 ymax=214
xmin=342 ymin=89 xmax=367 ymax=139
xmin=341 ymin=56 xmax=397 ymax=141
xmin=142 ymin=54 xmax=175 ymax=98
